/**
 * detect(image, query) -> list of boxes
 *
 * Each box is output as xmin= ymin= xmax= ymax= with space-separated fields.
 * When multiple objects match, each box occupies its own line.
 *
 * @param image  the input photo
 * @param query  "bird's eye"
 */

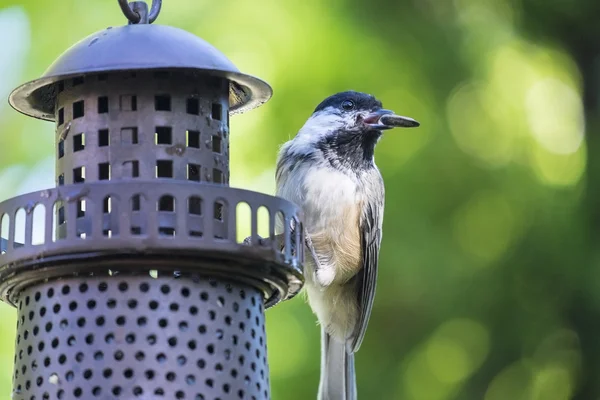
xmin=341 ymin=100 xmax=355 ymax=111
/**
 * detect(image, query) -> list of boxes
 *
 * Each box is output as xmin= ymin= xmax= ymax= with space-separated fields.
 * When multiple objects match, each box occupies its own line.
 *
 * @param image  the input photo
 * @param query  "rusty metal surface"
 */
xmin=12 ymin=276 xmax=271 ymax=400
xmin=8 ymin=24 xmax=272 ymax=121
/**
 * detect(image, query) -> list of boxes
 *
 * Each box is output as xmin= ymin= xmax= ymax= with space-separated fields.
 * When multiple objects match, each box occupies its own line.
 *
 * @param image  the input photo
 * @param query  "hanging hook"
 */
xmin=118 ymin=0 xmax=162 ymax=24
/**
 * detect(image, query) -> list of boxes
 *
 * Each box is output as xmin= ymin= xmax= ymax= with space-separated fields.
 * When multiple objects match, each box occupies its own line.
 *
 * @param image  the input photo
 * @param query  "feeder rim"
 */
xmin=8 ymin=67 xmax=272 ymax=122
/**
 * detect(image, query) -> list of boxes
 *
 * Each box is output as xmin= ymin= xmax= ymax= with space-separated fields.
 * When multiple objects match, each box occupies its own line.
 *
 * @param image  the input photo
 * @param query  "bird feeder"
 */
xmin=0 ymin=1 xmax=304 ymax=399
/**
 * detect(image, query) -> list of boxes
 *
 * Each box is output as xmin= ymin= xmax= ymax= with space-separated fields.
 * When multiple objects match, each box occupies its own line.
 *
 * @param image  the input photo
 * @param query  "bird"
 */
xmin=275 ymin=90 xmax=419 ymax=399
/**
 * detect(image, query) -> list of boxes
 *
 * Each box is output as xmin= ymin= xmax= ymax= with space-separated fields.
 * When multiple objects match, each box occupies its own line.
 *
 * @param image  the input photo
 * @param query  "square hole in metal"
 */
xmin=99 ymin=163 xmax=111 ymax=180
xmin=99 ymin=129 xmax=109 ymax=147
xmin=211 ymin=103 xmax=222 ymax=120
xmin=214 ymin=202 xmax=224 ymax=221
xmin=188 ymin=164 xmax=201 ymax=181
xmin=58 ymin=108 xmax=64 ymax=126
xmin=73 ymin=100 xmax=84 ymax=119
xmin=120 ymin=95 xmax=137 ymax=111
xmin=131 ymin=226 xmax=142 ymax=235
xmin=58 ymin=205 xmax=65 ymax=225
xmin=187 ymin=130 xmax=200 ymax=148
xmin=159 ymin=227 xmax=176 ymax=236
xmin=187 ymin=98 xmax=199 ymax=115
xmin=58 ymin=174 xmax=65 ymax=186
xmin=58 ymin=140 xmax=65 ymax=159
xmin=212 ymin=135 xmax=222 ymax=153
xmin=124 ymin=160 xmax=139 ymax=178
xmin=132 ymin=195 xmax=141 ymax=211
xmin=158 ymin=196 xmax=175 ymax=212
xmin=98 ymin=96 xmax=109 ymax=114
xmin=213 ymin=168 xmax=223 ymax=184
xmin=155 ymin=127 xmax=172 ymax=145
xmin=74 ymin=166 xmax=85 ymax=183
xmin=73 ymin=77 xmax=84 ymax=86
xmin=156 ymin=160 xmax=173 ymax=178
xmin=103 ymin=197 xmax=112 ymax=213
xmin=77 ymin=199 xmax=86 ymax=218
xmin=74 ymin=133 xmax=85 ymax=152
xmin=189 ymin=197 xmax=202 ymax=215
xmin=155 ymin=95 xmax=171 ymax=111
xmin=121 ymin=127 xmax=139 ymax=144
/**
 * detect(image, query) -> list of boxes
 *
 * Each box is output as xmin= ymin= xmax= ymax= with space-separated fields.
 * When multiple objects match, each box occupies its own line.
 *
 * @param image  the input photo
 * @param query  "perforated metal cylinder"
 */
xmin=12 ymin=275 xmax=269 ymax=400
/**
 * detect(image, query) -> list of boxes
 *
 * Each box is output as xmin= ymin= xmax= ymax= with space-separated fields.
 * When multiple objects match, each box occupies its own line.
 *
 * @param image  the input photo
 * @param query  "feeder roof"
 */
xmin=9 ymin=24 xmax=272 ymax=120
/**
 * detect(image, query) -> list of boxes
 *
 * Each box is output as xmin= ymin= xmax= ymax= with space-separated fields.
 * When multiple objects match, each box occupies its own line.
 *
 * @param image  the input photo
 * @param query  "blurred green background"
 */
xmin=0 ymin=0 xmax=599 ymax=399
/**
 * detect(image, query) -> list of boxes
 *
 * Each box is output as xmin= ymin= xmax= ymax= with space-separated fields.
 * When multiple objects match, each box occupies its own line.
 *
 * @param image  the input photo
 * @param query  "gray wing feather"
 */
xmin=349 ymin=184 xmax=383 ymax=353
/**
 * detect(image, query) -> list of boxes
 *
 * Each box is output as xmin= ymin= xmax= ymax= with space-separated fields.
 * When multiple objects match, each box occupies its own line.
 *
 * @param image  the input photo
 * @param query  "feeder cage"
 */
xmin=0 ymin=1 xmax=304 ymax=399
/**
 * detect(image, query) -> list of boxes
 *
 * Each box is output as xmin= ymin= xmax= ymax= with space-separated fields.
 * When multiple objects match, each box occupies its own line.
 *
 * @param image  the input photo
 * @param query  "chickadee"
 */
xmin=275 ymin=91 xmax=419 ymax=399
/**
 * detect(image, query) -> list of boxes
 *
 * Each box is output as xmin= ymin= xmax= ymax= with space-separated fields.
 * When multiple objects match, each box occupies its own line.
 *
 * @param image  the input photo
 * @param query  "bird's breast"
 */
xmin=277 ymin=164 xmax=363 ymax=283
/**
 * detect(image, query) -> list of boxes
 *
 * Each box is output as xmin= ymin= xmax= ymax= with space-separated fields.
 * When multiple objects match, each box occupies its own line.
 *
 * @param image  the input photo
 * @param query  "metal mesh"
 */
xmin=12 ymin=276 xmax=269 ymax=400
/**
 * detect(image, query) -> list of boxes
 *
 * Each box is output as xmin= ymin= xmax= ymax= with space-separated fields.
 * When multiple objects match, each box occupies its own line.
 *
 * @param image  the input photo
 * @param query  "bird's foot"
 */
xmin=304 ymin=233 xmax=322 ymax=266
xmin=303 ymin=233 xmax=330 ymax=285
xmin=242 ymin=235 xmax=266 ymax=246
xmin=242 ymin=234 xmax=285 ymax=250
xmin=243 ymin=230 xmax=325 ymax=272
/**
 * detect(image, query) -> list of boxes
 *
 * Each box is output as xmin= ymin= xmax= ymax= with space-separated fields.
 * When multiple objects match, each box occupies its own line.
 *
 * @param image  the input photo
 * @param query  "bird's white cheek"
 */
xmin=288 ymin=111 xmax=345 ymax=150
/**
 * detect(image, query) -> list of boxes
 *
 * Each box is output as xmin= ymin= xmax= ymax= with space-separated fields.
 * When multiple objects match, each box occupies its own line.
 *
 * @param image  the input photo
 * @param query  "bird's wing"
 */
xmin=349 ymin=185 xmax=384 ymax=353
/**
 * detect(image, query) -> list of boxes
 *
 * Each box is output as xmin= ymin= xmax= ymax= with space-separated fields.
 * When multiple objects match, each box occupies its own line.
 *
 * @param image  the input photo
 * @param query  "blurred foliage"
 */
xmin=0 ymin=0 xmax=599 ymax=399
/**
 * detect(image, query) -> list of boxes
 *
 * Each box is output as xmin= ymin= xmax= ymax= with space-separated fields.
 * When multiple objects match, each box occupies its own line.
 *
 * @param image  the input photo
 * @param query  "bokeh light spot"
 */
xmin=532 ymin=329 xmax=582 ymax=400
xmin=426 ymin=319 xmax=490 ymax=383
xmin=531 ymin=365 xmax=573 ymax=400
xmin=447 ymin=82 xmax=515 ymax=166
xmin=525 ymin=78 xmax=584 ymax=155
xmin=453 ymin=191 xmax=515 ymax=264
xmin=403 ymin=350 xmax=455 ymax=400
xmin=530 ymin=144 xmax=586 ymax=187
xmin=484 ymin=361 xmax=534 ymax=400
xmin=400 ymin=319 xmax=490 ymax=399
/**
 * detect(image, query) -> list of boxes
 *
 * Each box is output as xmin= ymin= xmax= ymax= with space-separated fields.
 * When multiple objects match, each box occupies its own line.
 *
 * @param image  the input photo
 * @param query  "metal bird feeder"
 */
xmin=0 ymin=1 xmax=304 ymax=399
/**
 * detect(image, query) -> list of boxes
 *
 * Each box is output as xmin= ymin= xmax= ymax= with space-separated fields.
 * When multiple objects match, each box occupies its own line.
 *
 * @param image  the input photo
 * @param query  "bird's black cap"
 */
xmin=314 ymin=91 xmax=383 ymax=113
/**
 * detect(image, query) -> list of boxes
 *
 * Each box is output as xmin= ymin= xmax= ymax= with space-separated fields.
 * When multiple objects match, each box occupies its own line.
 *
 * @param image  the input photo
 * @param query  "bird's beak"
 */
xmin=363 ymin=109 xmax=420 ymax=130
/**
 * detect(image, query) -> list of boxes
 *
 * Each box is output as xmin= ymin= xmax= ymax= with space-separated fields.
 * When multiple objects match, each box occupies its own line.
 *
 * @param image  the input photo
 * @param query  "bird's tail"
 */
xmin=318 ymin=328 xmax=357 ymax=400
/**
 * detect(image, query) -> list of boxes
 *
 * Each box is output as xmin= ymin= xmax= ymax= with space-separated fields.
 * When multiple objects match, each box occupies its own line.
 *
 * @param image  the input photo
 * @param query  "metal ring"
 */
xmin=147 ymin=0 xmax=162 ymax=23
xmin=118 ymin=0 xmax=140 ymax=23
xmin=118 ymin=0 xmax=162 ymax=24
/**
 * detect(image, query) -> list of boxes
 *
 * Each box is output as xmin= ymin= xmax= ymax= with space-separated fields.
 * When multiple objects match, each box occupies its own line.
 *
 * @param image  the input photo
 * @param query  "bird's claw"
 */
xmin=304 ymin=233 xmax=325 ymax=271
xmin=242 ymin=235 xmax=283 ymax=249
xmin=243 ymin=231 xmax=323 ymax=270
xmin=242 ymin=235 xmax=267 ymax=246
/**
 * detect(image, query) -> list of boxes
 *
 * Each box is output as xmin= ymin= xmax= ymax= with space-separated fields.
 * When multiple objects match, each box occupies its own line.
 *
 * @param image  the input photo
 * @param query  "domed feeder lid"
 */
xmin=9 ymin=23 xmax=273 ymax=121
